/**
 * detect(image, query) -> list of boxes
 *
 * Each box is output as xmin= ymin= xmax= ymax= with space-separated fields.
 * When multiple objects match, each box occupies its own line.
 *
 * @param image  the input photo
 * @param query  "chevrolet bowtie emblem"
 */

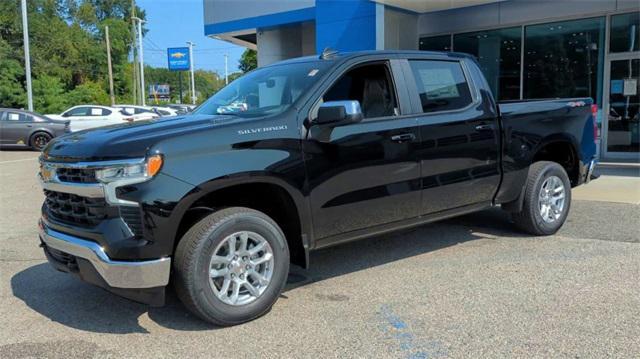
xmin=171 ymin=52 xmax=186 ymax=59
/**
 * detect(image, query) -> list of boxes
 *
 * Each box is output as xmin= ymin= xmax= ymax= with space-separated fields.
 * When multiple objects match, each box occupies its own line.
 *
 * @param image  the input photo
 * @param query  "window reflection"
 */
xmin=610 ymin=12 xmax=640 ymax=53
xmin=454 ymin=27 xmax=521 ymax=100
xmin=523 ymin=17 xmax=605 ymax=106
xmin=419 ymin=35 xmax=452 ymax=52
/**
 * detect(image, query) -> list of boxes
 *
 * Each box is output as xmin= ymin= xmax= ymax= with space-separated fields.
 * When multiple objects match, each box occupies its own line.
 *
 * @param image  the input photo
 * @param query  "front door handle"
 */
xmin=475 ymin=124 xmax=494 ymax=132
xmin=390 ymin=133 xmax=416 ymax=143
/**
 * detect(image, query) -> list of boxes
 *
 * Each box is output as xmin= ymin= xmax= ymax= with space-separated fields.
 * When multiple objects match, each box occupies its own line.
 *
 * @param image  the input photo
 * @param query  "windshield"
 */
xmin=194 ymin=61 xmax=330 ymax=118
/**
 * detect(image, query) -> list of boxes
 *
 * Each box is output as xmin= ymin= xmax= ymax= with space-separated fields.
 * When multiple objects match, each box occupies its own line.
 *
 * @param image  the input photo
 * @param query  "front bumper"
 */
xmin=40 ymin=221 xmax=170 ymax=304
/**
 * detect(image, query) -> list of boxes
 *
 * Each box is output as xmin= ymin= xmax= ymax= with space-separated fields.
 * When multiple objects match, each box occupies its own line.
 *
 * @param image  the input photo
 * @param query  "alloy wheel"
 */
xmin=208 ymin=231 xmax=274 ymax=306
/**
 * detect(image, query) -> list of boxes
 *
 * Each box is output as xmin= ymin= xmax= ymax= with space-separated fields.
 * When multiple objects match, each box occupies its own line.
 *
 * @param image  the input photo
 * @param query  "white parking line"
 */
xmin=0 ymin=157 xmax=39 ymax=164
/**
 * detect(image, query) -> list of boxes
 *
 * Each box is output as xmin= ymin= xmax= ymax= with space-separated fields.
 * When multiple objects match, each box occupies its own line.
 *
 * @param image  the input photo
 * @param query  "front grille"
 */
xmin=119 ymin=206 xmax=143 ymax=238
xmin=56 ymin=167 xmax=97 ymax=183
xmin=44 ymin=190 xmax=108 ymax=226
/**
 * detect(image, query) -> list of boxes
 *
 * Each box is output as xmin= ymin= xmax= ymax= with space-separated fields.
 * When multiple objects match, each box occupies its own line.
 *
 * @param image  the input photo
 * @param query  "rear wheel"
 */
xmin=30 ymin=132 xmax=52 ymax=151
xmin=173 ymin=207 xmax=289 ymax=326
xmin=511 ymin=161 xmax=572 ymax=235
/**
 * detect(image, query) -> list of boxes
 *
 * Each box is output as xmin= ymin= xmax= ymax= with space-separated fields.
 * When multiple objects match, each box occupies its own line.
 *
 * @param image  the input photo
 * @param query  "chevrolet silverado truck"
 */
xmin=38 ymin=50 xmax=598 ymax=325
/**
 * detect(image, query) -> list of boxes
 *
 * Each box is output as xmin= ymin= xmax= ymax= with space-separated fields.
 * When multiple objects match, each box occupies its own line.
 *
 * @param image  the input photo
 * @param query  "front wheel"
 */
xmin=173 ymin=207 xmax=289 ymax=326
xmin=511 ymin=161 xmax=572 ymax=235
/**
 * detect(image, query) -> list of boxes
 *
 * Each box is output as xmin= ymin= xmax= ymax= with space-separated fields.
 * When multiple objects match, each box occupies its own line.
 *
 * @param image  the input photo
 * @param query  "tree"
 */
xmin=33 ymin=75 xmax=67 ymax=113
xmin=66 ymin=81 xmax=110 ymax=106
xmin=238 ymin=49 xmax=257 ymax=73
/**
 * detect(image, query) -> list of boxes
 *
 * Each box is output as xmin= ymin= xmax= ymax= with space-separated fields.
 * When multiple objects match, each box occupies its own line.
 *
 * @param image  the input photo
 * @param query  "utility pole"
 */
xmin=133 ymin=16 xmax=146 ymax=106
xmin=131 ymin=0 xmax=137 ymax=104
xmin=187 ymin=41 xmax=196 ymax=104
xmin=224 ymin=53 xmax=228 ymax=85
xmin=20 ymin=0 xmax=33 ymax=111
xmin=105 ymin=26 xmax=115 ymax=106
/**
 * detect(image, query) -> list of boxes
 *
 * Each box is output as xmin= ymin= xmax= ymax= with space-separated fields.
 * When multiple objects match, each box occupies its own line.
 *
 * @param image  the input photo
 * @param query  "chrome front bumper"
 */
xmin=40 ymin=223 xmax=170 ymax=289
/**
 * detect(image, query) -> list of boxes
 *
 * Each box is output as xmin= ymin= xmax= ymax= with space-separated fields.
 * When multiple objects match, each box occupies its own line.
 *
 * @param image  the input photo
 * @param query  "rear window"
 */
xmin=409 ymin=60 xmax=473 ymax=113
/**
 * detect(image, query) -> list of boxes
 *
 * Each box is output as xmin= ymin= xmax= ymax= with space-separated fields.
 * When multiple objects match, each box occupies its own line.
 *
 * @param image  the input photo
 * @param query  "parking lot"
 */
xmin=1 ymin=150 xmax=638 ymax=358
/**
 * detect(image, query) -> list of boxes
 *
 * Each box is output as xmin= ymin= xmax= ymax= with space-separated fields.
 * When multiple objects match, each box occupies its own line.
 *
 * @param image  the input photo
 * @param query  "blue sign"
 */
xmin=167 ymin=47 xmax=190 ymax=71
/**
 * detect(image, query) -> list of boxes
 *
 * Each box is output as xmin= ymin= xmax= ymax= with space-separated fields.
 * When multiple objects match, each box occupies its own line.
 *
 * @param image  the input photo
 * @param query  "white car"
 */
xmin=47 ymin=105 xmax=132 ymax=132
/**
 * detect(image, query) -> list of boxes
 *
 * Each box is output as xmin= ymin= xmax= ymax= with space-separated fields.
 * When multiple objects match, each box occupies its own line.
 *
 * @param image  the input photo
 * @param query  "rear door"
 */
xmin=1 ymin=111 xmax=32 ymax=145
xmin=403 ymin=58 xmax=501 ymax=214
xmin=81 ymin=107 xmax=118 ymax=130
xmin=303 ymin=58 xmax=422 ymax=243
xmin=64 ymin=106 xmax=92 ymax=131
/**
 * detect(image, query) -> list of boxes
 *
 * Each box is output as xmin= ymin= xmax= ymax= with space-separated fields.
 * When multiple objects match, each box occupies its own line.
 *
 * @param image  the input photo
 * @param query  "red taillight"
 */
xmin=591 ymin=104 xmax=599 ymax=142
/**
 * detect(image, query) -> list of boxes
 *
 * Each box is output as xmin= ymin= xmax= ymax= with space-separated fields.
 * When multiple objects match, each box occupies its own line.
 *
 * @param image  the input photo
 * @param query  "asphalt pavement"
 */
xmin=1 ymin=150 xmax=638 ymax=358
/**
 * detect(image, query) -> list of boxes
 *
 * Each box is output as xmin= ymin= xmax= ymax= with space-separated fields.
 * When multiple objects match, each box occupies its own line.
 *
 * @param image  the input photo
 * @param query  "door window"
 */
xmin=322 ymin=63 xmax=398 ymax=119
xmin=66 ymin=107 xmax=90 ymax=117
xmin=409 ymin=60 xmax=473 ymax=113
xmin=6 ymin=112 xmax=27 ymax=121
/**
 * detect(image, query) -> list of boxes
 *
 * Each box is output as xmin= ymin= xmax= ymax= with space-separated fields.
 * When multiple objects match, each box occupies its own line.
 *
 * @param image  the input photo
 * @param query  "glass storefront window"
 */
xmin=607 ymin=58 xmax=639 ymax=153
xmin=523 ymin=17 xmax=605 ymax=107
xmin=610 ymin=12 xmax=640 ymax=53
xmin=419 ymin=35 xmax=451 ymax=51
xmin=454 ymin=27 xmax=521 ymax=100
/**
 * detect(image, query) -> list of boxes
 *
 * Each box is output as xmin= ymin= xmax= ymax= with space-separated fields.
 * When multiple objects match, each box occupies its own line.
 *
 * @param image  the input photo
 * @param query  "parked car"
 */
xmin=114 ymin=105 xmax=161 ymax=121
xmin=37 ymin=50 xmax=598 ymax=326
xmin=46 ymin=105 xmax=133 ymax=132
xmin=0 ymin=108 xmax=70 ymax=150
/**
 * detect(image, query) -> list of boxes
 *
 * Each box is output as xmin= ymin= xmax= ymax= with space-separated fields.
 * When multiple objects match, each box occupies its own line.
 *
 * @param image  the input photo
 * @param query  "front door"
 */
xmin=603 ymin=56 xmax=640 ymax=158
xmin=303 ymin=60 xmax=422 ymax=242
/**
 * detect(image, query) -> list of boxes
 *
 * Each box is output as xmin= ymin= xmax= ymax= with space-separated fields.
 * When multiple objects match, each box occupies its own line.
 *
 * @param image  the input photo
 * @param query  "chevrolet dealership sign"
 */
xmin=167 ymin=47 xmax=190 ymax=71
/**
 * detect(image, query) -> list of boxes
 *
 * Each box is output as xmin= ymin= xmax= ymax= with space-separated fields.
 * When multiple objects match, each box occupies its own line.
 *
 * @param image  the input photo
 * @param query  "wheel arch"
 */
xmin=530 ymin=135 xmax=581 ymax=186
xmin=172 ymin=174 xmax=311 ymax=268
xmin=502 ymin=134 xmax=580 ymax=213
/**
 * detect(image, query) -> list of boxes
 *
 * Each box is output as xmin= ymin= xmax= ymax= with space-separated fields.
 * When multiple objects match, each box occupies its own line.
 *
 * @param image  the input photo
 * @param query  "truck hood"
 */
xmin=42 ymin=114 xmax=244 ymax=161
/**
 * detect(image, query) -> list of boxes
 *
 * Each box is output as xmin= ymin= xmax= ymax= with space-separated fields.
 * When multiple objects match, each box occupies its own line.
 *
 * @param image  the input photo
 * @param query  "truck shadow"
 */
xmin=11 ymin=207 xmax=528 ymax=333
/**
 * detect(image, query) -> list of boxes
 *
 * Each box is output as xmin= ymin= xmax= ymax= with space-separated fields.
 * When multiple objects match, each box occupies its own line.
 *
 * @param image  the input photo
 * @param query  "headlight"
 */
xmin=95 ymin=155 xmax=163 ymax=183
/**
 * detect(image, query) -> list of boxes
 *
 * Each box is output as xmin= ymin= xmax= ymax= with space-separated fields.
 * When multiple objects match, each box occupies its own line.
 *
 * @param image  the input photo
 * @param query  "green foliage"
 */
xmin=33 ymin=75 xmax=67 ymax=113
xmin=66 ymin=80 xmax=110 ymax=105
xmin=238 ymin=49 xmax=257 ymax=73
xmin=0 ymin=39 xmax=26 ymax=108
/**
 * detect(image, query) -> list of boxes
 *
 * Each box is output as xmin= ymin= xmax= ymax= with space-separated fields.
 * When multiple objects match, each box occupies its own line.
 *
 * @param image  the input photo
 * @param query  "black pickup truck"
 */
xmin=38 ymin=50 xmax=597 ymax=325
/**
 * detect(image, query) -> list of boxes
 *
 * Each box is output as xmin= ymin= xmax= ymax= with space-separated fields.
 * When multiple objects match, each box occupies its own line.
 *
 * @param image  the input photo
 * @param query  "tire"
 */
xmin=511 ymin=161 xmax=572 ymax=236
xmin=30 ymin=132 xmax=52 ymax=151
xmin=173 ymin=207 xmax=290 ymax=326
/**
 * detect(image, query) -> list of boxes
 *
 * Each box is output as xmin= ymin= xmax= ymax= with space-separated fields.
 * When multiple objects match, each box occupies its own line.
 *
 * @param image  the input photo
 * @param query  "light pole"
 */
xmin=20 ymin=0 xmax=33 ymax=111
xmin=187 ymin=41 xmax=196 ymax=104
xmin=132 ymin=16 xmax=146 ymax=106
xmin=224 ymin=53 xmax=228 ymax=85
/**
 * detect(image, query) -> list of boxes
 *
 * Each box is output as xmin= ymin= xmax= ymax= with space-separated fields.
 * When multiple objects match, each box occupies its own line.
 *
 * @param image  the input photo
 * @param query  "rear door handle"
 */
xmin=390 ymin=133 xmax=416 ymax=143
xmin=475 ymin=124 xmax=494 ymax=132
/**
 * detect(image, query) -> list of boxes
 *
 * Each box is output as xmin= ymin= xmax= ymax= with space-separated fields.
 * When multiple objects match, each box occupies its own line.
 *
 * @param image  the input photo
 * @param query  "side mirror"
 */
xmin=62 ymin=112 xmax=70 ymax=118
xmin=315 ymin=100 xmax=363 ymax=127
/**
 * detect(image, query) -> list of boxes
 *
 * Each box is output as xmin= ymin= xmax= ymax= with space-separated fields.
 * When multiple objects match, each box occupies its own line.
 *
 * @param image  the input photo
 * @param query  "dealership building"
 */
xmin=204 ymin=0 xmax=639 ymax=160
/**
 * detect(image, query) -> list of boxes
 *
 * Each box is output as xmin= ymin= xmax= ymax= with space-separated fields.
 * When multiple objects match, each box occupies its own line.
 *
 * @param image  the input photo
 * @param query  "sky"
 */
xmin=137 ymin=0 xmax=244 ymax=75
